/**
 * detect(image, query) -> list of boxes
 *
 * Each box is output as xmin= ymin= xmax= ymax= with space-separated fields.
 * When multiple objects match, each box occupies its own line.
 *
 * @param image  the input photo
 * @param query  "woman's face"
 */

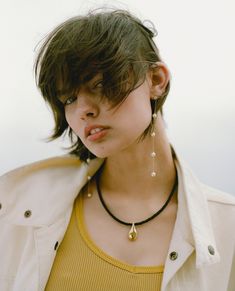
xmin=63 ymin=74 xmax=153 ymax=158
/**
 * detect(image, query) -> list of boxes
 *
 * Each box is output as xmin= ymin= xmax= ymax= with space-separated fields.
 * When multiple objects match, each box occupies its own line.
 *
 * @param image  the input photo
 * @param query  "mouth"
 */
xmin=85 ymin=125 xmax=109 ymax=141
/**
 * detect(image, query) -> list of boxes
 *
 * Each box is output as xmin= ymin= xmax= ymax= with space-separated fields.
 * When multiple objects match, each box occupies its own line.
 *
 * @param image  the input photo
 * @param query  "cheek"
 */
xmin=65 ymin=109 xmax=81 ymax=136
xmin=111 ymin=104 xmax=151 ymax=152
xmin=124 ymin=94 xmax=152 ymax=130
xmin=130 ymin=107 xmax=152 ymax=136
xmin=65 ymin=110 xmax=72 ymax=128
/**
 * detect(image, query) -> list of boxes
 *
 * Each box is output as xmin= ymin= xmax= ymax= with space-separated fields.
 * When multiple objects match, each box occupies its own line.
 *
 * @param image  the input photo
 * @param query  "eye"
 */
xmin=93 ymin=80 xmax=103 ymax=89
xmin=64 ymin=96 xmax=77 ymax=106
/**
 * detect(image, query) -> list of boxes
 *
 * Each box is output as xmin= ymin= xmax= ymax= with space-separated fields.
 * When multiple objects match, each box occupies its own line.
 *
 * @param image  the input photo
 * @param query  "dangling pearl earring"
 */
xmin=86 ymin=151 xmax=92 ymax=198
xmin=151 ymin=97 xmax=158 ymax=177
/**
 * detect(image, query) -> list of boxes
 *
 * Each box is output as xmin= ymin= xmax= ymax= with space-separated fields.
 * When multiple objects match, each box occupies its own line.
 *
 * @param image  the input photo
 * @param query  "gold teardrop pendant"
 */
xmin=128 ymin=223 xmax=137 ymax=241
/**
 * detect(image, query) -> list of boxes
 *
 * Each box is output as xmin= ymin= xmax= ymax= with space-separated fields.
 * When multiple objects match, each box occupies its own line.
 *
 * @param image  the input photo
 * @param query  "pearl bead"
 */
xmin=87 ymin=193 xmax=92 ymax=198
xmin=151 ymin=171 xmax=157 ymax=177
xmin=151 ymin=132 xmax=156 ymax=137
xmin=86 ymin=158 xmax=90 ymax=163
xmin=151 ymin=152 xmax=156 ymax=158
xmin=87 ymin=175 xmax=91 ymax=181
xmin=152 ymin=113 xmax=157 ymax=119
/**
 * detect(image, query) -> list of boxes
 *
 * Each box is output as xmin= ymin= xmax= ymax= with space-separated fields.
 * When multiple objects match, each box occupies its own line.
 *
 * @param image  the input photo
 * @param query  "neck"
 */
xmin=98 ymin=115 xmax=176 ymax=201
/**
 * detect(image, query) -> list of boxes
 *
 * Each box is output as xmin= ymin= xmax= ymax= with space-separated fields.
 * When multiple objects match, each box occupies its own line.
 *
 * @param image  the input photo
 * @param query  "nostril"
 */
xmin=87 ymin=112 xmax=94 ymax=116
xmin=80 ymin=103 xmax=99 ymax=120
xmin=80 ymin=111 xmax=95 ymax=120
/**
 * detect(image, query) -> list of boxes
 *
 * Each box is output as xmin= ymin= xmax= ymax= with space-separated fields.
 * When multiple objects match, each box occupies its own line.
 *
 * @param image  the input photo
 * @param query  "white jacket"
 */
xmin=0 ymin=153 xmax=234 ymax=291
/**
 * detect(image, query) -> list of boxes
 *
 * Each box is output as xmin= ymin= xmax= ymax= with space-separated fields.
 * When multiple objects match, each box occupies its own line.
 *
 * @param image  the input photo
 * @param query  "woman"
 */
xmin=0 ymin=9 xmax=234 ymax=291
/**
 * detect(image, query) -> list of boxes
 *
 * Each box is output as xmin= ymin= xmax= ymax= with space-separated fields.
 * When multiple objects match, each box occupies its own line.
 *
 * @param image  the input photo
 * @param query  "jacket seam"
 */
xmin=207 ymin=199 xmax=235 ymax=206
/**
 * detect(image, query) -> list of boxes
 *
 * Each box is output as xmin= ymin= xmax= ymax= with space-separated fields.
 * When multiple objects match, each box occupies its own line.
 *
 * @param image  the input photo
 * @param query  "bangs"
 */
xmin=55 ymin=63 xmax=149 ymax=109
xmin=36 ymin=11 xmax=155 ymax=108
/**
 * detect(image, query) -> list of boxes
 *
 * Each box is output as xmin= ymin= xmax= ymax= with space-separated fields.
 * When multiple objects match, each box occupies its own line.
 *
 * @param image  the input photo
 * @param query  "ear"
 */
xmin=149 ymin=62 xmax=171 ymax=99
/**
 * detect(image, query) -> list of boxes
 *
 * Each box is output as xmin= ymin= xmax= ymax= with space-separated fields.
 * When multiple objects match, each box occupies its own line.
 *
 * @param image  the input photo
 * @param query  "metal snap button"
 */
xmin=208 ymin=245 xmax=215 ymax=255
xmin=24 ymin=210 xmax=32 ymax=218
xmin=54 ymin=241 xmax=59 ymax=251
xmin=169 ymin=251 xmax=178 ymax=261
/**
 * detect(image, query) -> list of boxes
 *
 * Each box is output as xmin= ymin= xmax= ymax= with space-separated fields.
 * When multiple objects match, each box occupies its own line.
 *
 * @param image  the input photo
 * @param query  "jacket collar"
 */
xmin=173 ymin=149 xmax=220 ymax=268
xmin=160 ymin=148 xmax=220 ymax=290
xmin=0 ymin=148 xmax=220 ymax=269
xmin=0 ymin=155 xmax=104 ymax=226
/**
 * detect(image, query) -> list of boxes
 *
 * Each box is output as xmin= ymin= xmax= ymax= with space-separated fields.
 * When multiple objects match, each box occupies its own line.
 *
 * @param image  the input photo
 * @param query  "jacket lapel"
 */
xmin=0 ymin=155 xmax=104 ymax=290
xmin=34 ymin=210 xmax=72 ymax=290
xmin=161 ymin=155 xmax=220 ymax=290
xmin=31 ymin=157 xmax=104 ymax=290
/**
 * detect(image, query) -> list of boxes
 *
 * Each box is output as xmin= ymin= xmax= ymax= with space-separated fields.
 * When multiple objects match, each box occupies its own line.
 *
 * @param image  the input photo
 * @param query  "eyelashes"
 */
xmin=93 ymin=80 xmax=103 ymax=89
xmin=63 ymin=95 xmax=77 ymax=106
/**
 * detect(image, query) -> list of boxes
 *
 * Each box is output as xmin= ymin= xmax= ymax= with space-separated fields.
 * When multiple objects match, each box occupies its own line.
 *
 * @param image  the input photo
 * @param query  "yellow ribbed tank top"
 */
xmin=45 ymin=194 xmax=164 ymax=290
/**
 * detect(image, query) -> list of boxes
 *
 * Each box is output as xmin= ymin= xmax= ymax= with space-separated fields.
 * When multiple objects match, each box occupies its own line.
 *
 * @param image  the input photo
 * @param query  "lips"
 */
xmin=85 ymin=124 xmax=110 ymax=138
xmin=90 ymin=128 xmax=106 ymax=136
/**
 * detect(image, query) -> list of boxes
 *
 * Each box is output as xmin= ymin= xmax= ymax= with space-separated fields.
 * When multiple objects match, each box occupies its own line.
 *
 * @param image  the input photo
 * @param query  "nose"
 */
xmin=80 ymin=108 xmax=97 ymax=120
xmin=77 ymin=95 xmax=100 ymax=121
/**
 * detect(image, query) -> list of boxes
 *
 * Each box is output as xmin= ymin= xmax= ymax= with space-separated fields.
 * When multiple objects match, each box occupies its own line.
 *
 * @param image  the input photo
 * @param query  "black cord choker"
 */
xmin=95 ymin=169 xmax=178 ymax=241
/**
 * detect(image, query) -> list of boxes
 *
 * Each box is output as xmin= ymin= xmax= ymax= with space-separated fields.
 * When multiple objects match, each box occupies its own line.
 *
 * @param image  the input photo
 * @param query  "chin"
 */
xmin=86 ymin=138 xmax=134 ymax=159
xmin=87 ymin=147 xmax=117 ymax=159
xmin=92 ymin=151 xmax=114 ymax=159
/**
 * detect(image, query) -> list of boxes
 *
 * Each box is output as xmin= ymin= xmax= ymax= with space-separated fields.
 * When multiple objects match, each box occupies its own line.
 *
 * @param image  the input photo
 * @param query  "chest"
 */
xmin=82 ymin=191 xmax=178 ymax=267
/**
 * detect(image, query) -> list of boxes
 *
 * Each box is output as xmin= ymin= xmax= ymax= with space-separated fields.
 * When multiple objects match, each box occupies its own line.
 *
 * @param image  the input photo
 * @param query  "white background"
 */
xmin=0 ymin=0 xmax=234 ymax=194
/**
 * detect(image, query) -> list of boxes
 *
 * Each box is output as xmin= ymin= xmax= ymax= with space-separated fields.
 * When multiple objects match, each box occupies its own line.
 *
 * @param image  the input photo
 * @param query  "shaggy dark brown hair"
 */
xmin=34 ymin=9 xmax=170 ymax=162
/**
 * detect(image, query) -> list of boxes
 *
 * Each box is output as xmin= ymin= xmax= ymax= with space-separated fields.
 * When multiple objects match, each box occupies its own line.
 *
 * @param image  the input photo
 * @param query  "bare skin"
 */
xmin=81 ymin=115 xmax=178 ymax=267
xmin=65 ymin=62 xmax=178 ymax=266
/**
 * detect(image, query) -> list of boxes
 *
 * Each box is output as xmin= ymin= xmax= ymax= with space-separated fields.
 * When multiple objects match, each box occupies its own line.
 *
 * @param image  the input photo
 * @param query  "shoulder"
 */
xmin=0 ymin=154 xmax=85 ymax=188
xmin=202 ymin=186 xmax=234 ymax=228
xmin=0 ymin=154 xmax=90 ymax=196
xmin=0 ymin=155 xmax=84 ymax=210
xmin=0 ymin=154 xmax=104 ymax=186
xmin=1 ymin=154 xmax=83 ymax=179
xmin=178 ymin=156 xmax=235 ymax=233
xmin=202 ymin=183 xmax=235 ymax=207
xmin=178 ymin=155 xmax=235 ymax=208
xmin=0 ymin=154 xmax=85 ymax=195
xmin=206 ymin=184 xmax=235 ymax=223
xmin=0 ymin=154 xmax=104 ymax=191
xmin=0 ymin=155 xmax=92 ymax=226
xmin=202 ymin=183 xmax=235 ymax=238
